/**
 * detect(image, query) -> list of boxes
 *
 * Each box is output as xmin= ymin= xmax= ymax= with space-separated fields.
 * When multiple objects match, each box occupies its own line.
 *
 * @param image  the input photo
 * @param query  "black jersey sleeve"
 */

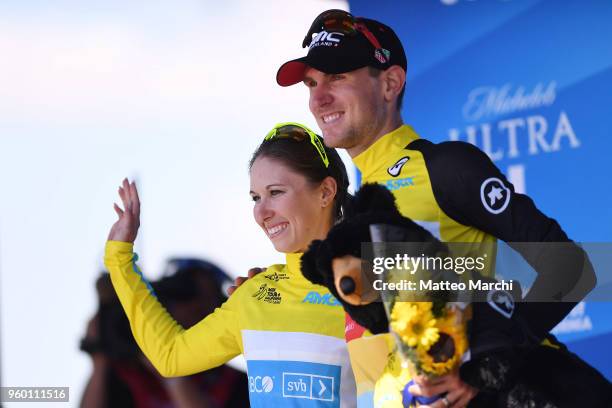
xmin=410 ymin=139 xmax=596 ymax=339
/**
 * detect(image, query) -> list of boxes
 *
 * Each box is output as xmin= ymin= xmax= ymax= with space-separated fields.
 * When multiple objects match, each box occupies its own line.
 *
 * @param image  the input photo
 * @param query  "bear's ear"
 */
xmin=301 ymin=240 xmax=326 ymax=285
xmin=353 ymin=183 xmax=400 ymax=215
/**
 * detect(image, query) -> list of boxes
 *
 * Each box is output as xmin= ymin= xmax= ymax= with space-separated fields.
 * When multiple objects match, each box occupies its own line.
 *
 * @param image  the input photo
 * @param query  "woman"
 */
xmin=104 ymin=123 xmax=356 ymax=407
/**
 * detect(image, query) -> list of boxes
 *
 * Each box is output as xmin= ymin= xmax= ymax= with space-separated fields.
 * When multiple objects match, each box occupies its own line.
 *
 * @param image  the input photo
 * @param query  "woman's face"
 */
xmin=250 ymin=156 xmax=333 ymax=253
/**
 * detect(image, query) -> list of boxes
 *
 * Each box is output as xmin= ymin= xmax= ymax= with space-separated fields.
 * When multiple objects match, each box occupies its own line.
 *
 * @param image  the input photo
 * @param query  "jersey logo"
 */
xmin=249 ymin=375 xmax=274 ymax=393
xmin=264 ymin=272 xmax=289 ymax=282
xmin=284 ymin=373 xmax=334 ymax=401
xmin=382 ymin=177 xmax=415 ymax=191
xmin=247 ymin=360 xmax=341 ymax=406
xmin=253 ymin=284 xmax=282 ymax=304
xmin=345 ymin=314 xmax=366 ymax=342
xmin=387 ymin=156 xmax=410 ymax=177
xmin=302 ymin=291 xmax=341 ymax=306
xmin=480 ymin=177 xmax=511 ymax=214
xmin=487 ymin=289 xmax=515 ymax=319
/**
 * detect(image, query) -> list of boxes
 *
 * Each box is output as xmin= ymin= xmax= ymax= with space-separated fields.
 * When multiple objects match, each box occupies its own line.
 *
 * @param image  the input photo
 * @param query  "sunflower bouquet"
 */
xmin=369 ymin=224 xmax=472 ymax=406
xmin=389 ymin=300 xmax=468 ymax=377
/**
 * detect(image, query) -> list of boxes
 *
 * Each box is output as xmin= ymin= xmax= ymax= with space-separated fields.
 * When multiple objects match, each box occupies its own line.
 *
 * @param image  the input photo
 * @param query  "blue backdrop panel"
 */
xmin=349 ymin=0 xmax=612 ymax=378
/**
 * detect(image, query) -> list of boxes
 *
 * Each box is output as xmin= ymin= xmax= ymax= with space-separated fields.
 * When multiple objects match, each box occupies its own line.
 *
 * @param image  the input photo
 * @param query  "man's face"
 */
xmin=305 ymin=66 xmax=387 ymax=156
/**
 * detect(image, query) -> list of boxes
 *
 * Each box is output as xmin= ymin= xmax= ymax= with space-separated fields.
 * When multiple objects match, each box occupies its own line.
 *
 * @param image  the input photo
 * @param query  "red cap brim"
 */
xmin=276 ymin=58 xmax=308 ymax=87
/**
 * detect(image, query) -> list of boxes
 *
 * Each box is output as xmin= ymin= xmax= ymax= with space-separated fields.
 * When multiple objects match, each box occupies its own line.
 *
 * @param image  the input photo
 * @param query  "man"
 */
xmin=275 ymin=9 xmax=603 ymax=408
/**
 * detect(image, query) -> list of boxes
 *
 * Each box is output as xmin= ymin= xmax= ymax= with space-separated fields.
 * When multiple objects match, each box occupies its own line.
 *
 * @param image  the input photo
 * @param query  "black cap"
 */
xmin=277 ymin=15 xmax=407 ymax=87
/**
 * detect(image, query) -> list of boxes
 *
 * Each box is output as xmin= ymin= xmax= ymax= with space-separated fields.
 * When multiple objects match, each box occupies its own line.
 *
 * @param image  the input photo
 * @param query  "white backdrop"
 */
xmin=0 ymin=1 xmax=354 ymax=406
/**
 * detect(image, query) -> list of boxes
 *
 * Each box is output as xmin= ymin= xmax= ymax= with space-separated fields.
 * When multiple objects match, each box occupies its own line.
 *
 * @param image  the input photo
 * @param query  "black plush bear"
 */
xmin=301 ymin=183 xmax=446 ymax=334
xmin=301 ymin=183 xmax=612 ymax=408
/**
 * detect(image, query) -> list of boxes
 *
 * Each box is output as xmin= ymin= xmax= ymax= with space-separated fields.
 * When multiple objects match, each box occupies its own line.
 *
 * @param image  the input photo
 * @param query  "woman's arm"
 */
xmin=104 ymin=179 xmax=241 ymax=377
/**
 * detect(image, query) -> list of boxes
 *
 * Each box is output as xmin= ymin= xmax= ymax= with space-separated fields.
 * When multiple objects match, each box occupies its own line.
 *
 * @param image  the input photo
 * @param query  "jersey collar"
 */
xmin=286 ymin=252 xmax=304 ymax=277
xmin=352 ymin=124 xmax=420 ymax=180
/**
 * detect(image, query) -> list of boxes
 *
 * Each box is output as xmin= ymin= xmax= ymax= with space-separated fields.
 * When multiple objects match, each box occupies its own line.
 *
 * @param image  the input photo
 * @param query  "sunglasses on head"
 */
xmin=302 ymin=9 xmax=389 ymax=64
xmin=264 ymin=122 xmax=330 ymax=168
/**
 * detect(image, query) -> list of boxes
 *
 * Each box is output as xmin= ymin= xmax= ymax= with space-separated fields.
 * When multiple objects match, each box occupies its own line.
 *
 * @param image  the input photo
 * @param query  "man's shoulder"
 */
xmin=407 ymin=138 xmax=493 ymax=178
xmin=410 ymin=138 xmax=486 ymax=161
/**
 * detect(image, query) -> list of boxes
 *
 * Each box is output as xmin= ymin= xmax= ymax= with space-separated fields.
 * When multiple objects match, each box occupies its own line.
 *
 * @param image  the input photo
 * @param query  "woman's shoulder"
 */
xmin=247 ymin=263 xmax=288 ymax=286
xmin=230 ymin=263 xmax=287 ymax=296
xmin=261 ymin=263 xmax=287 ymax=274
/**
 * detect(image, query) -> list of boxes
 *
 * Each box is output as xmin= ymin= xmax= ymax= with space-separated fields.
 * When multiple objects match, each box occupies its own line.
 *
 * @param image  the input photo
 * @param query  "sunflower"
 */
xmin=417 ymin=307 xmax=468 ymax=376
xmin=390 ymin=302 xmax=440 ymax=350
xmin=436 ymin=306 xmax=468 ymax=337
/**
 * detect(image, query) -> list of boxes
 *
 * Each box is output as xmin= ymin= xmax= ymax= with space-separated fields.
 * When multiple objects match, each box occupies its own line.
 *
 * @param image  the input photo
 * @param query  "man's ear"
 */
xmin=320 ymin=176 xmax=338 ymax=208
xmin=382 ymin=65 xmax=406 ymax=104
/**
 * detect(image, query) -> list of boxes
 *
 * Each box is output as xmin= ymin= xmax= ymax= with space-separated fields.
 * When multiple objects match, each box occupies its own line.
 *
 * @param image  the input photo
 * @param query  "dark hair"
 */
xmin=368 ymin=67 xmax=405 ymax=111
xmin=154 ymin=265 xmax=226 ymax=306
xmin=249 ymin=134 xmax=351 ymax=222
xmin=159 ymin=258 xmax=231 ymax=302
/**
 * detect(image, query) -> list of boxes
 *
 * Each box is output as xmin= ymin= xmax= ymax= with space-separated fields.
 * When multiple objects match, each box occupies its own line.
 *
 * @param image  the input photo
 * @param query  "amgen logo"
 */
xmin=249 ymin=375 xmax=274 ymax=393
xmin=302 ymin=291 xmax=341 ymax=306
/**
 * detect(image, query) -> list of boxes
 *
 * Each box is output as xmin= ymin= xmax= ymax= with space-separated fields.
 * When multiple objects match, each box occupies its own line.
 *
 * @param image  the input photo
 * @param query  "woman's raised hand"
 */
xmin=107 ymin=178 xmax=141 ymax=243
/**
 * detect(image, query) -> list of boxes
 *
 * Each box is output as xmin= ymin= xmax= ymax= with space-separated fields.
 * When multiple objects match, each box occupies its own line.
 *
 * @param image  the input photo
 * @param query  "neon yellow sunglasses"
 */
xmin=264 ymin=122 xmax=330 ymax=168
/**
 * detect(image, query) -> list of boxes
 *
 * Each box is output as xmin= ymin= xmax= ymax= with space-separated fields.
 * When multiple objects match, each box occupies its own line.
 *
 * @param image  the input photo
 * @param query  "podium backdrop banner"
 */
xmin=349 ymin=0 xmax=612 ymax=377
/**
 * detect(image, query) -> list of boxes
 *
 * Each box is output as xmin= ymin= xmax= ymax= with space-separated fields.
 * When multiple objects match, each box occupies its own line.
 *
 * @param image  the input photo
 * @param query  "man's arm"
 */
xmin=411 ymin=139 xmax=595 ymax=340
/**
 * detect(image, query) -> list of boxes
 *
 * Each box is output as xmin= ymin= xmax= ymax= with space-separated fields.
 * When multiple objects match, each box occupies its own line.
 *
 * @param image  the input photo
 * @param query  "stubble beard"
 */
xmin=322 ymin=121 xmax=364 ymax=152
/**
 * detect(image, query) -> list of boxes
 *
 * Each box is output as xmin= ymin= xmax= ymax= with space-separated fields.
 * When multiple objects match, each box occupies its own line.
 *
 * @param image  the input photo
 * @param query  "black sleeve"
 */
xmin=410 ymin=139 xmax=596 ymax=339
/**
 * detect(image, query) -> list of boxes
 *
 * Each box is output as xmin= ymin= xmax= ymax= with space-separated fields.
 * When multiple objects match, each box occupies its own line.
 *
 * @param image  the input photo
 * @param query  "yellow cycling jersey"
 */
xmin=349 ymin=124 xmax=575 ymax=407
xmin=353 ymin=124 xmax=497 ymax=246
xmin=104 ymin=240 xmax=356 ymax=408
xmin=349 ymin=125 xmax=497 ymax=407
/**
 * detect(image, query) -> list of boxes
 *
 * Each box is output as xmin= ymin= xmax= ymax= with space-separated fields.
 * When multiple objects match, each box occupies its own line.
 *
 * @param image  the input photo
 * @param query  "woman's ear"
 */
xmin=320 ymin=176 xmax=338 ymax=207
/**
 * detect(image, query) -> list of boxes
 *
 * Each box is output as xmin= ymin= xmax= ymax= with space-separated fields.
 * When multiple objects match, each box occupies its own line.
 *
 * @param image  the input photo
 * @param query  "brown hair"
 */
xmin=249 ymin=134 xmax=351 ymax=222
